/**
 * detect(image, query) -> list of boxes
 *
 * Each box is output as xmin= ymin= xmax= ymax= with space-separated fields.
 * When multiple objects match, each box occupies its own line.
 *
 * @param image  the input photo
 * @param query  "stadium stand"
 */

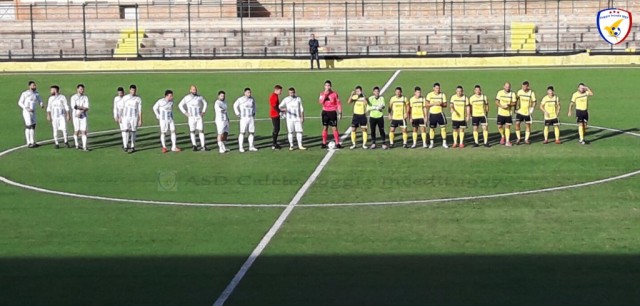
xmin=0 ymin=0 xmax=637 ymax=59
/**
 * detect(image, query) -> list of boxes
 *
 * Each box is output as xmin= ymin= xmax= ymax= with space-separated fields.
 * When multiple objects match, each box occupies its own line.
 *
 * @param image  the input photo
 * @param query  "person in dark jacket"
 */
xmin=309 ymin=34 xmax=321 ymax=70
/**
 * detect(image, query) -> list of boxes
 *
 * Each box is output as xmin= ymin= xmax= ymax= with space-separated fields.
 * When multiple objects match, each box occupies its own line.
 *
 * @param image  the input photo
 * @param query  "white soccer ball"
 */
xmin=328 ymin=141 xmax=336 ymax=150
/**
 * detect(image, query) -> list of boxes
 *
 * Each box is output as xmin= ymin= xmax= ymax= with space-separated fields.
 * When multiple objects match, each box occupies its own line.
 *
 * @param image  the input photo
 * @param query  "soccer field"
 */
xmin=1 ymin=67 xmax=640 ymax=305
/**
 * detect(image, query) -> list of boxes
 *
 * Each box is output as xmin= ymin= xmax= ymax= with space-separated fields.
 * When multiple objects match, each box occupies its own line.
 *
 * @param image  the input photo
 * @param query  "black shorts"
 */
xmin=576 ymin=110 xmax=589 ymax=123
xmin=369 ymin=117 xmax=385 ymax=129
xmin=429 ymin=113 xmax=447 ymax=128
xmin=497 ymin=115 xmax=513 ymax=126
xmin=515 ymin=113 xmax=532 ymax=123
xmin=351 ymin=114 xmax=368 ymax=128
xmin=545 ymin=118 xmax=560 ymax=126
xmin=390 ymin=119 xmax=406 ymax=128
xmin=472 ymin=116 xmax=487 ymax=126
xmin=411 ymin=118 xmax=426 ymax=128
xmin=322 ymin=110 xmax=338 ymax=127
xmin=452 ymin=120 xmax=467 ymax=129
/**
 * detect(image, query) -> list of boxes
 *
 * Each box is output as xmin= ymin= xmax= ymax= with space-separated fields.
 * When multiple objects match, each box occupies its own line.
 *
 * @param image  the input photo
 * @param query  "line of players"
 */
xmin=18 ymin=79 xmax=593 ymax=153
xmin=341 ymin=80 xmax=594 ymax=149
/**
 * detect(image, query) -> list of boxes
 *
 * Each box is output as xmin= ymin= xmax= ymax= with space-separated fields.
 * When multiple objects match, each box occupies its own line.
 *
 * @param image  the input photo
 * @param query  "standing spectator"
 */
xmin=309 ymin=34 xmax=320 ymax=70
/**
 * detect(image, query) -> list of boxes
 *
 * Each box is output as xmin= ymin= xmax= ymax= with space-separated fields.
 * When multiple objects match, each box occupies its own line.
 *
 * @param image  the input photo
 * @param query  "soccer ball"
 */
xmin=328 ymin=141 xmax=336 ymax=150
xmin=613 ymin=27 xmax=622 ymax=37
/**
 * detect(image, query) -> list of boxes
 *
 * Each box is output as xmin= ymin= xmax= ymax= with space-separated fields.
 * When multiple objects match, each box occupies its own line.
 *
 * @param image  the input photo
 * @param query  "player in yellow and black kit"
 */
xmin=388 ymin=87 xmax=409 ymax=148
xmin=515 ymin=81 xmax=537 ymax=145
xmin=349 ymin=85 xmax=369 ymax=149
xmin=450 ymin=85 xmax=470 ymax=148
xmin=426 ymin=82 xmax=448 ymax=149
xmin=568 ymin=82 xmax=594 ymax=145
xmin=470 ymin=85 xmax=490 ymax=147
xmin=540 ymin=85 xmax=561 ymax=144
xmin=495 ymin=82 xmax=517 ymax=147
xmin=408 ymin=86 xmax=428 ymax=148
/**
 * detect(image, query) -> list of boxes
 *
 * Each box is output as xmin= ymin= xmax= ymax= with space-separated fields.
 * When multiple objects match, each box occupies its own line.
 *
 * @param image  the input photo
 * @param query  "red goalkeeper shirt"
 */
xmin=269 ymin=93 xmax=280 ymax=118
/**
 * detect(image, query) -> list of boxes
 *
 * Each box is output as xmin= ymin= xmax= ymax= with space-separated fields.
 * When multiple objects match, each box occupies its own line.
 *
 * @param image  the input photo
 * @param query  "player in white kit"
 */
xmin=214 ymin=90 xmax=230 ymax=154
xmin=153 ymin=89 xmax=181 ymax=153
xmin=69 ymin=84 xmax=90 ymax=151
xmin=112 ymin=87 xmax=129 ymax=151
xmin=279 ymin=87 xmax=306 ymax=150
xmin=121 ymin=84 xmax=143 ymax=153
xmin=46 ymin=85 xmax=70 ymax=149
xmin=17 ymin=81 xmax=44 ymax=148
xmin=178 ymin=85 xmax=209 ymax=151
xmin=233 ymin=88 xmax=258 ymax=152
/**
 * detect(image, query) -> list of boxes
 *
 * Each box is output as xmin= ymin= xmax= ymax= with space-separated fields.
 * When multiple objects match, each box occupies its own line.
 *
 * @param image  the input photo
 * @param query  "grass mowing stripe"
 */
xmin=213 ymin=70 xmax=402 ymax=305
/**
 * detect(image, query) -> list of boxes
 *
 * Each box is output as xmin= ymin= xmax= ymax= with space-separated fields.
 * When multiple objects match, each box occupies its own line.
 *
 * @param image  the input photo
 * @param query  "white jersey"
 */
xmin=70 ymin=94 xmax=90 ymax=119
xmin=214 ymin=99 xmax=229 ymax=122
xmin=279 ymin=96 xmax=304 ymax=121
xmin=18 ymin=89 xmax=44 ymax=111
xmin=233 ymin=96 xmax=256 ymax=118
xmin=178 ymin=93 xmax=208 ymax=117
xmin=153 ymin=98 xmax=174 ymax=121
xmin=113 ymin=95 xmax=125 ymax=119
xmin=122 ymin=94 xmax=142 ymax=118
xmin=47 ymin=94 xmax=69 ymax=118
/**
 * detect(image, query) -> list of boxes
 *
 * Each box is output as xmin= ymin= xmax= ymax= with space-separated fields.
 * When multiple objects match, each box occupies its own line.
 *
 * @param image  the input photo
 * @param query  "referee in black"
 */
xmin=309 ymin=34 xmax=320 ymax=70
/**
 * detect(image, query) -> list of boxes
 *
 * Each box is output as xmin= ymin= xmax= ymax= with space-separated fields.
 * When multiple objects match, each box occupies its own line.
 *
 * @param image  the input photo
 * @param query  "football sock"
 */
xmin=288 ymin=132 xmax=294 ymax=146
xmin=160 ymin=133 xmax=166 ymax=148
xmin=421 ymin=132 xmax=427 ymax=145
xmin=554 ymin=126 xmax=560 ymax=141
xmin=515 ymin=129 xmax=521 ymax=140
xmin=121 ymin=131 xmax=128 ymax=147
xmin=322 ymin=130 xmax=328 ymax=144
xmin=248 ymin=134 xmax=255 ymax=148
xmin=333 ymin=130 xmax=340 ymax=143
xmin=453 ymin=130 xmax=459 ymax=144
xmin=190 ymin=132 xmax=197 ymax=146
xmin=483 ymin=130 xmax=489 ymax=144
xmin=578 ymin=125 xmax=585 ymax=141
xmin=412 ymin=131 xmax=418 ymax=145
xmin=525 ymin=130 xmax=530 ymax=141
xmin=498 ymin=127 xmax=504 ymax=138
xmin=473 ymin=130 xmax=479 ymax=143
xmin=389 ymin=132 xmax=395 ymax=144
xmin=73 ymin=135 xmax=78 ymax=147
xmin=544 ymin=126 xmax=549 ymax=140
xmin=238 ymin=134 xmax=244 ymax=149
xmin=505 ymin=127 xmax=511 ymax=142
xmin=296 ymin=132 xmax=303 ymax=147
xmin=199 ymin=132 xmax=205 ymax=148
xmin=362 ymin=131 xmax=368 ymax=145
xmin=170 ymin=133 xmax=177 ymax=149
xmin=351 ymin=131 xmax=357 ymax=145
xmin=440 ymin=127 xmax=447 ymax=141
xmin=459 ymin=130 xmax=465 ymax=145
xmin=82 ymin=135 xmax=87 ymax=149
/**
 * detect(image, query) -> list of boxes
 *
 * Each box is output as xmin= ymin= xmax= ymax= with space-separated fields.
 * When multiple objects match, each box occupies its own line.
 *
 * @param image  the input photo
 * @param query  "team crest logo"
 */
xmin=597 ymin=8 xmax=633 ymax=45
xmin=157 ymin=170 xmax=178 ymax=192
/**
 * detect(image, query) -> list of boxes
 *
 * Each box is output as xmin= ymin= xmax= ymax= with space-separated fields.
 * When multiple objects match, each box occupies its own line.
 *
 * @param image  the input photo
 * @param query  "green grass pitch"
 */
xmin=1 ymin=67 xmax=639 ymax=305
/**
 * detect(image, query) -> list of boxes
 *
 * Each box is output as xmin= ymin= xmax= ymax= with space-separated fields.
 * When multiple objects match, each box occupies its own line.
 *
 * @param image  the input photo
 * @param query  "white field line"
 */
xmin=1 ymin=117 xmax=638 ymax=209
xmin=211 ymin=69 xmax=402 ymax=306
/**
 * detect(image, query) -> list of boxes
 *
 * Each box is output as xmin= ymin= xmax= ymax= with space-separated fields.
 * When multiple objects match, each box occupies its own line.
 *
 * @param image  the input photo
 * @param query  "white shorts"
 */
xmin=73 ymin=117 xmax=88 ymax=132
xmin=159 ymin=119 xmax=176 ymax=133
xmin=188 ymin=116 xmax=204 ymax=131
xmin=52 ymin=117 xmax=66 ymax=131
xmin=216 ymin=120 xmax=229 ymax=135
xmin=239 ymin=117 xmax=255 ymax=134
xmin=122 ymin=117 xmax=138 ymax=131
xmin=22 ymin=110 xmax=35 ymax=126
xmin=286 ymin=120 xmax=303 ymax=133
